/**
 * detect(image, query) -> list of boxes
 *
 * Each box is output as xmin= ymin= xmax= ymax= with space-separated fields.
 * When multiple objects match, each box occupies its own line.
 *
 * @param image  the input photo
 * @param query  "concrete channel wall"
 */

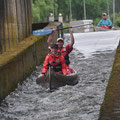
xmin=0 ymin=22 xmax=62 ymax=103
xmin=0 ymin=0 xmax=32 ymax=53
xmin=99 ymin=41 xmax=120 ymax=120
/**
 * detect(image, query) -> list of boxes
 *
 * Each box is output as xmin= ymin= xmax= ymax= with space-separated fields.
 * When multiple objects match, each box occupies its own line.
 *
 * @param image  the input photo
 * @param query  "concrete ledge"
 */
xmin=99 ymin=41 xmax=120 ymax=120
xmin=0 ymin=22 xmax=62 ymax=103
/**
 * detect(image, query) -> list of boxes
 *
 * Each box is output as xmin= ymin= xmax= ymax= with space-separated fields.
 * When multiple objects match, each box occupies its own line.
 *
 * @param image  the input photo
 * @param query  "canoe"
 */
xmin=95 ymin=27 xmax=111 ymax=31
xmin=94 ymin=26 xmax=118 ymax=32
xmin=36 ymin=68 xmax=78 ymax=90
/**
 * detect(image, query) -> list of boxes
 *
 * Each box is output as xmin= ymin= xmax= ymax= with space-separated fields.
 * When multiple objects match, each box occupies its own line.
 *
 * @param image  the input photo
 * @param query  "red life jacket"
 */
xmin=58 ymin=44 xmax=73 ymax=65
xmin=100 ymin=25 xmax=111 ymax=29
xmin=42 ymin=53 xmax=67 ymax=74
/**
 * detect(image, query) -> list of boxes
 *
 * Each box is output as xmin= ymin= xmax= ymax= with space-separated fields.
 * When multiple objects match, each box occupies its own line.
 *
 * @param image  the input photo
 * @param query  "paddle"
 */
xmin=48 ymin=66 xmax=52 ymax=91
xmin=48 ymin=66 xmax=58 ymax=92
xmin=33 ymin=23 xmax=93 ymax=36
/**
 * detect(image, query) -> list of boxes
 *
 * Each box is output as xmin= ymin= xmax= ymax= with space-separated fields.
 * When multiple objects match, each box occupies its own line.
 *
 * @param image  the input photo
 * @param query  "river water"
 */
xmin=0 ymin=30 xmax=120 ymax=120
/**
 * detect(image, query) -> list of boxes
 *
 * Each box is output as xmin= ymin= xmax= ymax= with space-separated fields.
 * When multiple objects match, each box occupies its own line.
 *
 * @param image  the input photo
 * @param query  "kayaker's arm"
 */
xmin=69 ymin=28 xmax=74 ymax=48
xmin=108 ymin=19 xmax=113 ymax=28
xmin=42 ymin=56 xmax=49 ymax=74
xmin=47 ymin=29 xmax=56 ymax=46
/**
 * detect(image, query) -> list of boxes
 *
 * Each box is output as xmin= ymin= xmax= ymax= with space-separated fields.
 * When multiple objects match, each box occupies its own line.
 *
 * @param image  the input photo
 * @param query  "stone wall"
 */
xmin=0 ymin=22 xmax=62 ymax=103
xmin=99 ymin=41 xmax=120 ymax=120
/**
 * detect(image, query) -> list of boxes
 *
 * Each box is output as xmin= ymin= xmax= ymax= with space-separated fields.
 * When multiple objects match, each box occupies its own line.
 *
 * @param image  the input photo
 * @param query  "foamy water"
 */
xmin=0 ymin=31 xmax=120 ymax=120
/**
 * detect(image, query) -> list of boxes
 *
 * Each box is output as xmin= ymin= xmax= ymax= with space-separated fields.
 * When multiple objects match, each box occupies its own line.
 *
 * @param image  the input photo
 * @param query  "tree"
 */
xmin=32 ymin=0 xmax=54 ymax=23
xmin=115 ymin=0 xmax=120 ymax=13
xmin=32 ymin=0 xmax=116 ymax=23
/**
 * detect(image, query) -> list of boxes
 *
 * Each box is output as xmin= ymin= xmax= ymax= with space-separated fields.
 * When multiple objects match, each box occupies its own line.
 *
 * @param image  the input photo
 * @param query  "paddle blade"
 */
xmin=33 ymin=29 xmax=53 ymax=36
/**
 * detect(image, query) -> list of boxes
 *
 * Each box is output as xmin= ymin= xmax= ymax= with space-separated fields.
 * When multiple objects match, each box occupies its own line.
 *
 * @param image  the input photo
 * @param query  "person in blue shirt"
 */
xmin=97 ymin=13 xmax=112 ymax=29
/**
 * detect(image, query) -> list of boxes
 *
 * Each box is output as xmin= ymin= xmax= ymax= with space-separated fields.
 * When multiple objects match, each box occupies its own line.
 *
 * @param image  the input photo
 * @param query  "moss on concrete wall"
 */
xmin=99 ymin=41 xmax=120 ymax=120
xmin=0 ymin=22 xmax=62 ymax=103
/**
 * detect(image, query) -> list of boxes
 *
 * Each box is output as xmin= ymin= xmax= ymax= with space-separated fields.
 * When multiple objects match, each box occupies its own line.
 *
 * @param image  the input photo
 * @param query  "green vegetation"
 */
xmin=32 ymin=0 xmax=54 ymax=23
xmin=32 ymin=0 xmax=120 ymax=26
xmin=115 ymin=13 xmax=120 ymax=27
xmin=63 ymin=23 xmax=70 ymax=33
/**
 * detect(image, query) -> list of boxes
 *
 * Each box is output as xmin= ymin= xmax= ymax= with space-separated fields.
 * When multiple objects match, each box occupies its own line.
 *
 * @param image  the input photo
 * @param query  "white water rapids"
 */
xmin=0 ymin=30 xmax=120 ymax=120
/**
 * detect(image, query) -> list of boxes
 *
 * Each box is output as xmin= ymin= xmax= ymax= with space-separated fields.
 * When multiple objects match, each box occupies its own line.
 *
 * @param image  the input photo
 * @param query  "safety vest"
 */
xmin=42 ymin=53 xmax=66 ymax=73
xmin=58 ymin=45 xmax=72 ymax=65
xmin=48 ymin=54 xmax=62 ymax=72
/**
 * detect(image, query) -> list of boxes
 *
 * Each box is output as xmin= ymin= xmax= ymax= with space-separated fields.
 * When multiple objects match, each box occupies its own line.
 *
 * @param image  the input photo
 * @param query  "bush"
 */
xmin=115 ymin=15 xmax=120 ymax=27
xmin=94 ymin=18 xmax=101 ymax=26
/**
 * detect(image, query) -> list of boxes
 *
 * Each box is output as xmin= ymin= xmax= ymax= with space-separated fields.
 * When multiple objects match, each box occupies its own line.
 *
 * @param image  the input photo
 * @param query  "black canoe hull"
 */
xmin=36 ymin=69 xmax=78 ymax=90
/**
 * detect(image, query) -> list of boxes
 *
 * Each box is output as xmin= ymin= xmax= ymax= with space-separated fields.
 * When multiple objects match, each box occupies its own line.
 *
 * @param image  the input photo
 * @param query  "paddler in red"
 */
xmin=41 ymin=44 xmax=67 ymax=76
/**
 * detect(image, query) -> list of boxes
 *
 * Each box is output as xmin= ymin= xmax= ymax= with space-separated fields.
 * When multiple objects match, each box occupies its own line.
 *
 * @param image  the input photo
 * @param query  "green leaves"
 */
xmin=32 ymin=0 xmax=119 ymax=25
xmin=32 ymin=0 xmax=53 ymax=23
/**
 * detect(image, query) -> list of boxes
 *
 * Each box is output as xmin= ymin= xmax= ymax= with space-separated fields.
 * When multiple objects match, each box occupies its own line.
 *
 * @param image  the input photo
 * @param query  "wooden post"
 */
xmin=0 ymin=0 xmax=32 ymax=53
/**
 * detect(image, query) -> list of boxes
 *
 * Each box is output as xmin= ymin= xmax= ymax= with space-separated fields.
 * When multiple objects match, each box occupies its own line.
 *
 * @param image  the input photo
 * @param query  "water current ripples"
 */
xmin=0 ymin=33 xmax=117 ymax=120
